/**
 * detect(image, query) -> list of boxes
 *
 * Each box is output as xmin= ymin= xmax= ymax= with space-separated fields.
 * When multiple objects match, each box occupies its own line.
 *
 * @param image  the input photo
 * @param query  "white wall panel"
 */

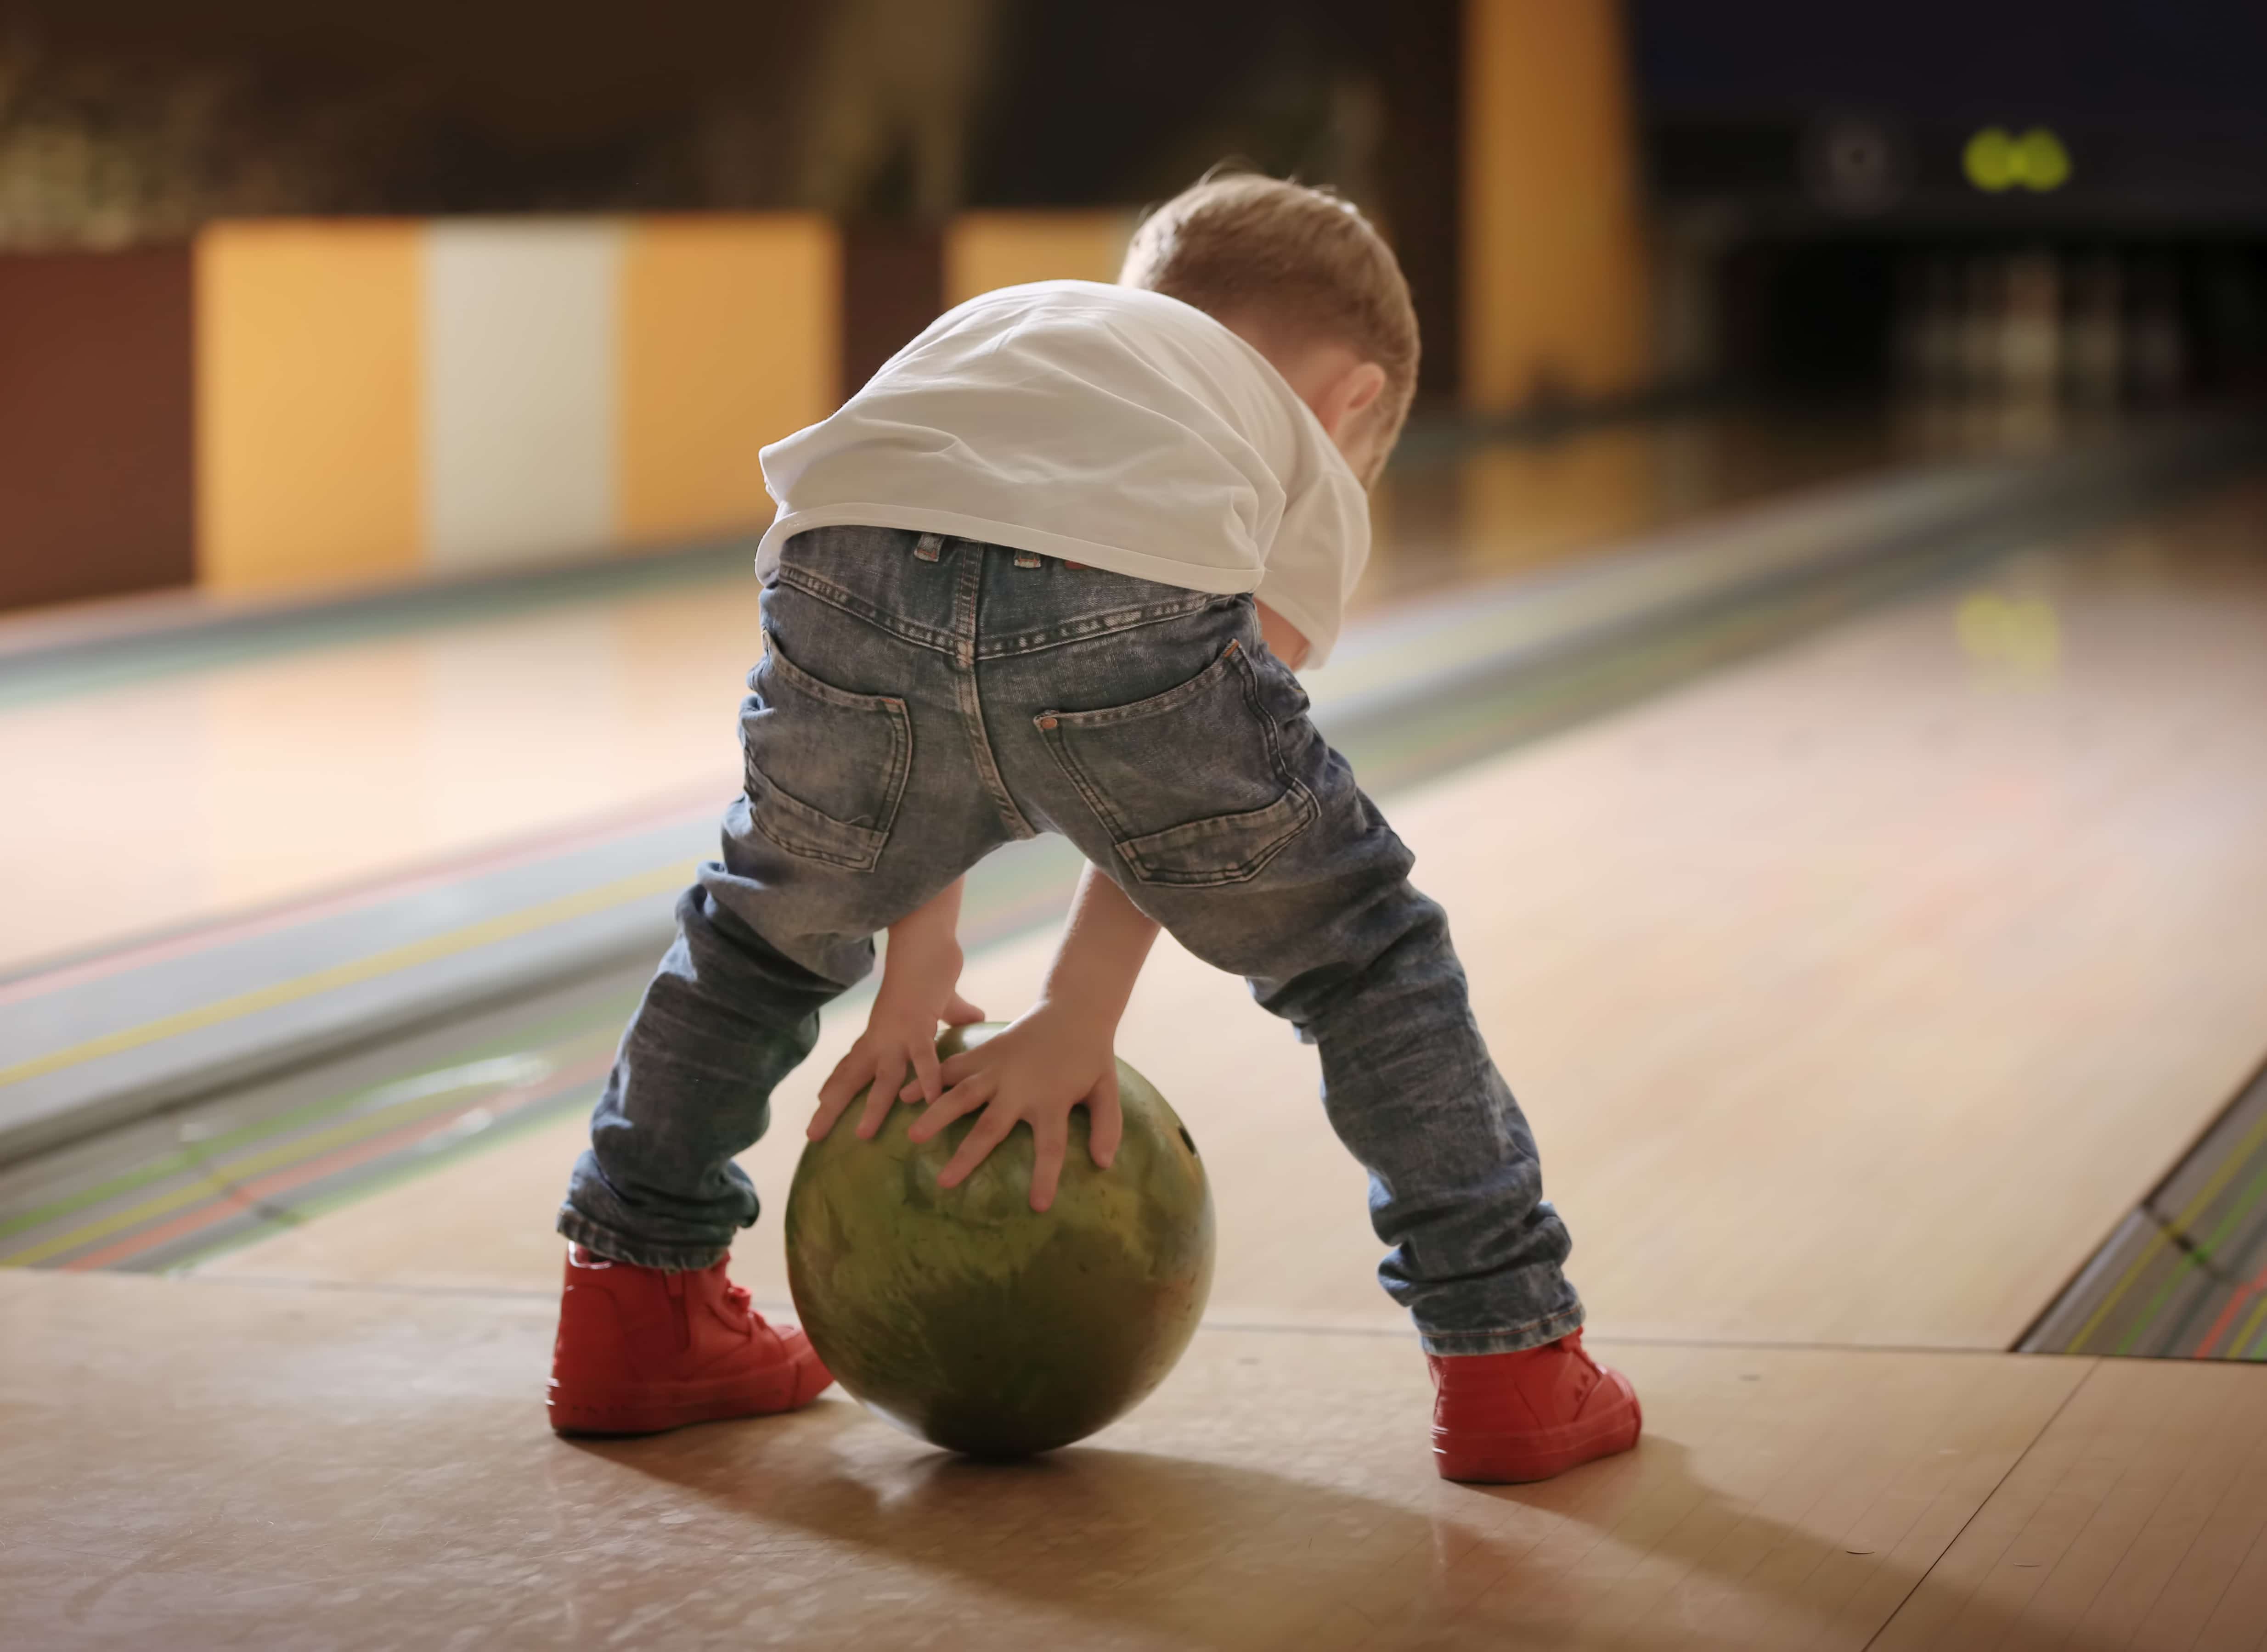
xmin=423 ymin=221 xmax=621 ymax=573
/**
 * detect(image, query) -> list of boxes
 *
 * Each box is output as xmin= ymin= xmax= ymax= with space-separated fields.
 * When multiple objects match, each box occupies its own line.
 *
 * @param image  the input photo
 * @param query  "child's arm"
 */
xmin=1257 ymin=601 xmax=1311 ymax=669
xmin=902 ymin=863 xmax=1161 ymax=1211
xmin=807 ymin=877 xmax=985 ymax=1141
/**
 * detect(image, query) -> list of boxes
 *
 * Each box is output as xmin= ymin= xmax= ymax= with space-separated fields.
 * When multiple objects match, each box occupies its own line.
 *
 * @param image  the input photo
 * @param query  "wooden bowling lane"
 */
xmin=204 ymin=477 xmax=2267 ymax=1358
xmin=0 ymin=1266 xmax=2154 ymax=1652
xmin=0 ymin=572 xmax=765 ymax=976
xmin=1873 ymin=1355 xmax=2267 ymax=1652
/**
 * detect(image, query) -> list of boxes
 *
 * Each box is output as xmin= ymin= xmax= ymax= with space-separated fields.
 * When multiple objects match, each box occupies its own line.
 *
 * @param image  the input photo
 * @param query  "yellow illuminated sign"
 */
xmin=1964 ymin=127 xmax=2071 ymax=193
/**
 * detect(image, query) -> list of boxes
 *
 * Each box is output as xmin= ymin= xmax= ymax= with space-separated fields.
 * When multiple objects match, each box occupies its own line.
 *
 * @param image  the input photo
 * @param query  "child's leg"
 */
xmin=987 ymin=598 xmax=1580 ymax=1354
xmin=1159 ymin=862 xmax=1579 ymax=1354
xmin=558 ymin=556 xmax=1015 ymax=1269
xmin=560 ymin=885 xmax=868 ymax=1269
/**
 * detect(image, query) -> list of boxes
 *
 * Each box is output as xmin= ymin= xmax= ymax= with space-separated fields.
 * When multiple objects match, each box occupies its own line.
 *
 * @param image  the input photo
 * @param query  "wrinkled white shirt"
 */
xmin=755 ymin=280 xmax=1370 ymax=664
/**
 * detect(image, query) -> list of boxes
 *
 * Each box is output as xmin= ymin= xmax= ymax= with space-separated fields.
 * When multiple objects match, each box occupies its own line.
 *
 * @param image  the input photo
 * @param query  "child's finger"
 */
xmin=857 ymin=1055 xmax=908 ymax=1138
xmin=807 ymin=1053 xmax=871 ymax=1139
xmin=901 ymin=1050 xmax=974 ymax=1102
xmin=908 ymin=1073 xmax=997 ymax=1144
xmin=936 ymin=1091 xmax=1016 ymax=1187
xmin=1027 ymin=1111 xmax=1070 ymax=1211
xmin=816 ymin=1049 xmax=866 ymax=1113
xmin=942 ymin=991 xmax=986 ymax=1026
xmin=1085 ymin=1070 xmax=1124 ymax=1169
xmin=910 ymin=1038 xmax=945 ymax=1105
xmin=853 ymin=1068 xmax=898 ymax=1139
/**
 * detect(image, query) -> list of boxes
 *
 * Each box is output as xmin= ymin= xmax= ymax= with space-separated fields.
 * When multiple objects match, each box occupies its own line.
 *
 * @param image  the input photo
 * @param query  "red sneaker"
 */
xmin=547 ymin=1245 xmax=833 ymax=1436
xmin=1429 ymin=1330 xmax=1642 ymax=1483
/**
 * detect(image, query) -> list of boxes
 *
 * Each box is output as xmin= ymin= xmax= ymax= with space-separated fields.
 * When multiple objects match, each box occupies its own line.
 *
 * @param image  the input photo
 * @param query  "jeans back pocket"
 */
xmin=742 ymin=630 xmax=912 ymax=871
xmin=1037 ymin=640 xmax=1316 ymax=886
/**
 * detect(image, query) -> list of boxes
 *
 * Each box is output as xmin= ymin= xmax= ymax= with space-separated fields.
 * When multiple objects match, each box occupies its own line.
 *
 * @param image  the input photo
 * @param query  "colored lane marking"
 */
xmin=2229 ymin=1291 xmax=2267 ymax=1364
xmin=0 ymin=788 xmax=717 ymax=1006
xmin=2105 ymin=1134 xmax=2267 ymax=1356
xmin=0 ymin=862 xmax=693 ymax=1091
xmin=3 ymin=1055 xmax=609 ymax=1267
xmin=158 ymin=1071 xmax=605 ymax=1276
xmin=59 ymin=1062 xmax=609 ymax=1271
xmin=0 ymin=1003 xmax=625 ymax=1243
xmin=2193 ymin=1258 xmax=2267 ymax=1359
xmin=2069 ymin=1096 xmax=2267 ymax=1353
xmin=2178 ymin=1156 xmax=2267 ymax=1353
xmin=63 ymin=1107 xmax=514 ymax=1271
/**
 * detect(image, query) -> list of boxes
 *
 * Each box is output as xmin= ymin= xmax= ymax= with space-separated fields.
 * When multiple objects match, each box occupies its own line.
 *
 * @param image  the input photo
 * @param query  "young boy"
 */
xmin=548 ymin=174 xmax=1641 ymax=1483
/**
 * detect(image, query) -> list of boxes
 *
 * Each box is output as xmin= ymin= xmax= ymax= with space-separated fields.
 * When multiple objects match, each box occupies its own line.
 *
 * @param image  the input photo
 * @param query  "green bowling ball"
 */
xmin=784 ymin=1023 xmax=1214 ymax=1456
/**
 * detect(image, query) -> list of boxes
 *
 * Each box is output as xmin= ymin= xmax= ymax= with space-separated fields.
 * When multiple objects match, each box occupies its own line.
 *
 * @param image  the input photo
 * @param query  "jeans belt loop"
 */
xmin=913 ymin=533 xmax=943 ymax=563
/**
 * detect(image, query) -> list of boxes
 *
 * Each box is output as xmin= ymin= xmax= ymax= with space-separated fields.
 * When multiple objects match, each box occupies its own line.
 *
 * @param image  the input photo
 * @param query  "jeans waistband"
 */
xmin=768 ymin=524 xmax=1224 ymax=663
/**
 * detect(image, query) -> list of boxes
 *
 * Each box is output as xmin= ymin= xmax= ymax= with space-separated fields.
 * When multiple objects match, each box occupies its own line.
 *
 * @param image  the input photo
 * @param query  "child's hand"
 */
xmin=1256 ymin=600 xmax=1311 ymax=670
xmin=898 ymin=999 xmax=1125 ymax=1211
xmin=807 ymin=926 xmax=984 ymax=1142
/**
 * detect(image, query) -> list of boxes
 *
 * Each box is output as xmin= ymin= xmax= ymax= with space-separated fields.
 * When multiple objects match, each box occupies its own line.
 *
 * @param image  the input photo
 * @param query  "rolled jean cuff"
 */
xmin=557 ymin=1207 xmax=729 ymax=1273
xmin=1417 ymin=1304 xmax=1586 ymax=1358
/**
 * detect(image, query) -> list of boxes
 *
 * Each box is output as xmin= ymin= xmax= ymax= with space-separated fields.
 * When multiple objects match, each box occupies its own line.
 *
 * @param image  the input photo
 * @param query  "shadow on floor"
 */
xmin=573 ymin=1411 xmax=2095 ymax=1651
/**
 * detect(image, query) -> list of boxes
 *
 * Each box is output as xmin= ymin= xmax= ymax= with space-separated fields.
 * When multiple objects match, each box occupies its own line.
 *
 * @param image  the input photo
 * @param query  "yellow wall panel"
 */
xmin=1463 ymin=0 xmax=1650 ymax=414
xmin=617 ymin=215 xmax=840 ymax=546
xmin=196 ymin=222 xmax=422 ymax=591
xmin=942 ymin=211 xmax=1134 ymax=308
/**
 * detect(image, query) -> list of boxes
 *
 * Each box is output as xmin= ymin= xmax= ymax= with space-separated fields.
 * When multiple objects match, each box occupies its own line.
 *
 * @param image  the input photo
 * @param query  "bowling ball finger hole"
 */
xmin=1178 ymin=1125 xmax=1197 ymax=1156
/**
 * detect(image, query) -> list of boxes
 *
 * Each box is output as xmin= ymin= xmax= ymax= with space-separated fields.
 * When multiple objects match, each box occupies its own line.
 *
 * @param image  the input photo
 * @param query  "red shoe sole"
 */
xmin=549 ymin=1347 xmax=833 ymax=1437
xmin=1434 ymin=1387 xmax=1643 ymax=1484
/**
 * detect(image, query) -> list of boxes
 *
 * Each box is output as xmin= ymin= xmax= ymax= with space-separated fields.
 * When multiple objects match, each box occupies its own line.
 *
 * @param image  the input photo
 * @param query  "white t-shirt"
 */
xmin=755 ymin=281 xmax=1370 ymax=665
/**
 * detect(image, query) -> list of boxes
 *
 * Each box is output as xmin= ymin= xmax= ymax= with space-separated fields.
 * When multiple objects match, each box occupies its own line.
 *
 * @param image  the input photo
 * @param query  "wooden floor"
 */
xmin=7 ymin=479 xmax=2267 ymax=1647
xmin=7 ymin=1269 xmax=2267 ymax=1650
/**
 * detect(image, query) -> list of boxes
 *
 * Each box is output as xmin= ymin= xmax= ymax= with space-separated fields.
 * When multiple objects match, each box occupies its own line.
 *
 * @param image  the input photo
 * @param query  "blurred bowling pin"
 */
xmin=1916 ymin=258 xmax=1966 ymax=402
xmin=1999 ymin=252 xmax=2061 ymax=407
xmin=1959 ymin=258 xmax=2006 ymax=401
xmin=2129 ymin=260 xmax=2187 ymax=404
xmin=1892 ymin=259 xmax=1929 ymax=399
xmin=2064 ymin=254 xmax=2125 ymax=408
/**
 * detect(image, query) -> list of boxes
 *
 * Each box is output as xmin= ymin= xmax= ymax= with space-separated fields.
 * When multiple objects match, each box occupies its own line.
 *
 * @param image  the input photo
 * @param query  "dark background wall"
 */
xmin=0 ymin=0 xmax=1466 ymax=401
xmin=1624 ymin=0 xmax=2267 ymax=399
xmin=1633 ymin=0 xmax=2267 ymax=124
xmin=0 ymin=248 xmax=193 ymax=609
xmin=1628 ymin=0 xmax=2267 ymax=229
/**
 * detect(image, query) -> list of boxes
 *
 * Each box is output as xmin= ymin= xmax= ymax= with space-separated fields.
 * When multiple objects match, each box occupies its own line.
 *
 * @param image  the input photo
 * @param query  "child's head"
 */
xmin=1120 ymin=172 xmax=1419 ymax=489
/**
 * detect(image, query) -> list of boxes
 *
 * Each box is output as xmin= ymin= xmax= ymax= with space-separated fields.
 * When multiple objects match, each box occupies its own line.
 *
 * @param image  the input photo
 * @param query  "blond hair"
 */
xmin=1119 ymin=173 xmax=1419 ymax=483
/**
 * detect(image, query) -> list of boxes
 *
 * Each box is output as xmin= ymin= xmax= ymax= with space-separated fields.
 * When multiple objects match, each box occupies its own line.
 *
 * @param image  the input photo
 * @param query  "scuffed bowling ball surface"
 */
xmin=785 ymin=1024 xmax=1215 ymax=1456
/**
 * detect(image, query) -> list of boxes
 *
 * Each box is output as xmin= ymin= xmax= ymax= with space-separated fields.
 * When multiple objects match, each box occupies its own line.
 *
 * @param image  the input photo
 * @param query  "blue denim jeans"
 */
xmin=560 ymin=526 xmax=1583 ymax=1354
